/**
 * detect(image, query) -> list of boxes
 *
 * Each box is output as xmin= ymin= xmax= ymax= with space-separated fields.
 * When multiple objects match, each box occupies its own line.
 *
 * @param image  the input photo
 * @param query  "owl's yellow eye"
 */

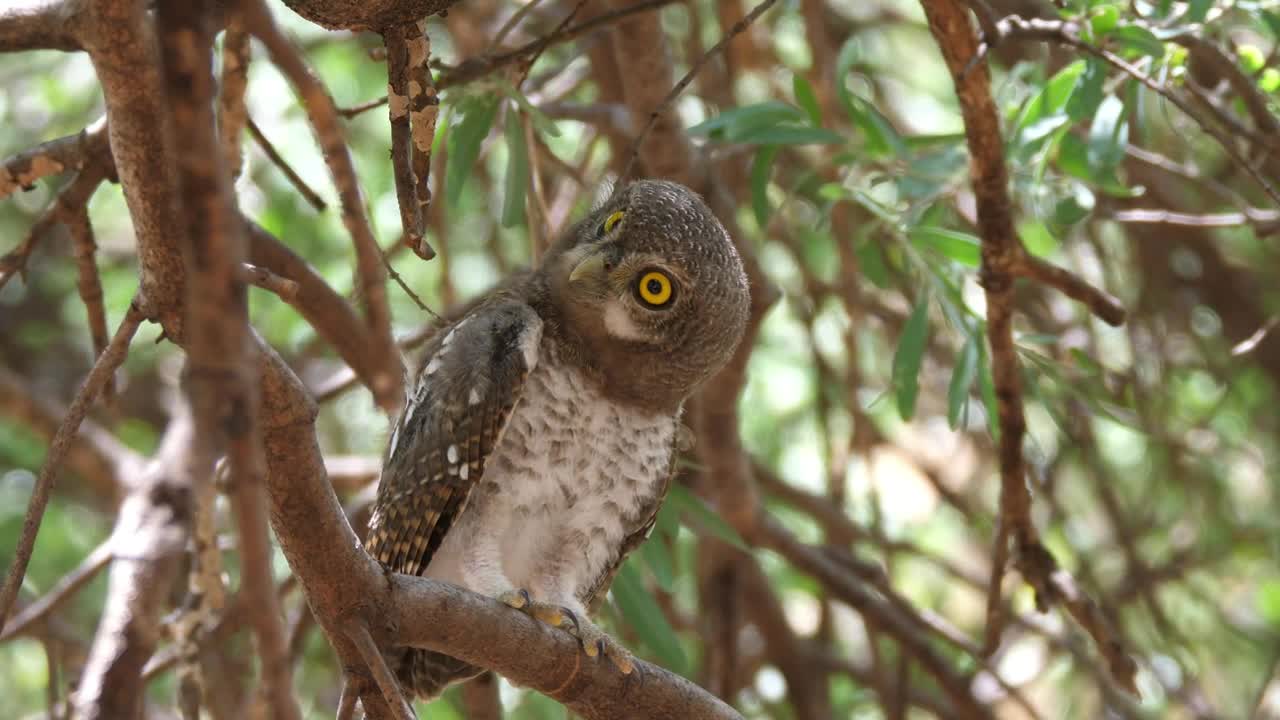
xmin=602 ymin=210 xmax=625 ymax=235
xmin=637 ymin=271 xmax=673 ymax=307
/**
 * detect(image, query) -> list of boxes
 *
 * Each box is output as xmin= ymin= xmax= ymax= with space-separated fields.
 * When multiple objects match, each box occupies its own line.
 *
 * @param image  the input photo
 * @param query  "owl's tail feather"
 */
xmin=393 ymin=647 xmax=484 ymax=702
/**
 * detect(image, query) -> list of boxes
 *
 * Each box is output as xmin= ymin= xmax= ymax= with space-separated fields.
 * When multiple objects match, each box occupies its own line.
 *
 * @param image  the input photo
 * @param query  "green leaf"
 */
xmin=1089 ymin=5 xmax=1120 ymax=35
xmin=666 ymin=484 xmax=748 ymax=551
xmin=1187 ymin=0 xmax=1212 ymax=23
xmin=501 ymin=110 xmax=528 ymax=228
xmin=1051 ymin=182 xmax=1096 ymax=226
xmin=652 ymin=501 xmax=680 ymax=541
xmin=948 ymin=333 xmax=980 ymax=428
xmin=687 ymin=101 xmax=804 ymax=138
xmin=1087 ymin=94 xmax=1128 ymax=175
xmin=892 ymin=293 xmax=931 ymax=421
xmin=978 ymin=341 xmax=1000 ymax=441
xmin=499 ymin=81 xmax=562 ymax=137
xmin=1238 ymin=45 xmax=1266 ymax=74
xmin=1264 ymin=10 xmax=1280 ymax=40
xmin=854 ymin=237 xmax=890 ymax=288
xmin=613 ymin=560 xmax=687 ymax=675
xmin=1066 ymin=57 xmax=1106 ymax=121
xmin=1012 ymin=60 xmax=1085 ymax=156
xmin=444 ymin=95 xmax=500 ymax=208
xmin=640 ymin=539 xmax=676 ymax=593
xmin=732 ymin=125 xmax=844 ymax=146
xmin=793 ymin=74 xmax=823 ymax=126
xmin=750 ymin=145 xmax=779 ymax=227
xmin=840 ymin=92 xmax=905 ymax=157
xmin=1256 ymin=579 xmax=1280 ymax=627
xmin=909 ymin=227 xmax=981 ymax=268
xmin=1111 ymin=25 xmax=1165 ymax=59
xmin=1017 ymin=220 xmax=1059 ymax=258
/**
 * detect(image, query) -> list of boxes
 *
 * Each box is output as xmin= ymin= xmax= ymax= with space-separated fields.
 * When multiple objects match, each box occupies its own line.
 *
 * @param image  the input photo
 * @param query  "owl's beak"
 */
xmin=568 ymin=249 xmax=609 ymax=286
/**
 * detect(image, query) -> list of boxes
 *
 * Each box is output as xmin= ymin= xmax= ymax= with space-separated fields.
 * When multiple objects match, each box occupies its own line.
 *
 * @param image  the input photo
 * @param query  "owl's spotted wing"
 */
xmin=365 ymin=300 xmax=543 ymax=577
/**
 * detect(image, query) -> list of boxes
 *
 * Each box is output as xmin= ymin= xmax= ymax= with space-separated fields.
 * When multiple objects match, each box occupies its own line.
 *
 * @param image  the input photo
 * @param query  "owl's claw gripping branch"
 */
xmin=499 ymin=589 xmax=635 ymax=675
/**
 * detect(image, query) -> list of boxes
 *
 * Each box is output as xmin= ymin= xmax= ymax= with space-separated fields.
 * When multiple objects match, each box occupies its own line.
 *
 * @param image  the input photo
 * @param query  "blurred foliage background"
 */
xmin=2 ymin=0 xmax=1279 ymax=718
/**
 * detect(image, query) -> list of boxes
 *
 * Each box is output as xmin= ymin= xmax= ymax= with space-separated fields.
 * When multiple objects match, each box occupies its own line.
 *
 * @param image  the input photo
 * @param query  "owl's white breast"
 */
xmin=423 ymin=340 xmax=677 ymax=611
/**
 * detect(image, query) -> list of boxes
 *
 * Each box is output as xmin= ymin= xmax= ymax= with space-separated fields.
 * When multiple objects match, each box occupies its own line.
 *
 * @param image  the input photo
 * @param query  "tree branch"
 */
xmin=0 ymin=0 xmax=85 ymax=53
xmin=71 ymin=404 xmax=195 ymax=719
xmin=0 ymin=115 xmax=106 ymax=199
xmin=919 ymin=0 xmax=1138 ymax=694
xmin=239 ymin=0 xmax=403 ymax=414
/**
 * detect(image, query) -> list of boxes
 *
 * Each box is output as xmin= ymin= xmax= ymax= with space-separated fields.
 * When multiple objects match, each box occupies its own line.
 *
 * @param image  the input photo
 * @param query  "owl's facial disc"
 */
xmin=564 ymin=243 xmax=683 ymax=344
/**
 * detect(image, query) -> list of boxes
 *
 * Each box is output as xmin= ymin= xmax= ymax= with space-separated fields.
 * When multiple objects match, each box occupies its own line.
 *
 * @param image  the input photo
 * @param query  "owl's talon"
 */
xmin=499 ymin=588 xmax=532 ymax=610
xmin=498 ymin=591 xmax=634 ymax=674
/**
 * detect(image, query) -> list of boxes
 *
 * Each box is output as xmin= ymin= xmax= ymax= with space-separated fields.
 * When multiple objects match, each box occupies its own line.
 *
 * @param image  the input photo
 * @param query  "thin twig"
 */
xmin=345 ymin=620 xmax=416 ymax=720
xmin=246 ymin=117 xmax=328 ymax=212
xmin=0 ymin=163 xmax=107 ymax=292
xmin=1013 ymin=252 xmax=1126 ymax=327
xmin=240 ymin=261 xmax=300 ymax=302
xmin=0 ymin=538 xmax=112 ymax=642
xmin=616 ymin=0 xmax=782 ymax=186
xmin=0 ymin=294 xmax=147 ymax=634
xmin=490 ymin=0 xmax=547 ymax=50
xmin=67 ymin=205 xmax=114 ymax=402
xmin=336 ymin=681 xmax=359 ymax=720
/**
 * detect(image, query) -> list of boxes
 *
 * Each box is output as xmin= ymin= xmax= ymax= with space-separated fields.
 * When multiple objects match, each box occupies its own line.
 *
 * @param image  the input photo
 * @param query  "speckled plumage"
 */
xmin=365 ymin=180 xmax=749 ymax=699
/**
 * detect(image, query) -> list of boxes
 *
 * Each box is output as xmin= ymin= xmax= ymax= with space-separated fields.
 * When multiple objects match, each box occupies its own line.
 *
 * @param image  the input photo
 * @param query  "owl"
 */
xmin=364 ymin=179 xmax=750 ymax=700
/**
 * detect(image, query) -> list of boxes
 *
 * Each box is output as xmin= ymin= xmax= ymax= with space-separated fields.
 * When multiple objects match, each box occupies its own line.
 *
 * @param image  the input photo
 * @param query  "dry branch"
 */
xmin=0 ymin=0 xmax=85 ymax=54
xmin=240 ymin=261 xmax=301 ymax=302
xmin=919 ymin=0 xmax=1138 ymax=693
xmin=0 ymin=115 xmax=107 ymax=199
xmin=0 ymin=538 xmax=112 ymax=642
xmin=71 ymin=405 xmax=196 ymax=719
xmin=0 ymin=161 xmax=108 ymax=292
xmin=239 ymin=0 xmax=403 ymax=413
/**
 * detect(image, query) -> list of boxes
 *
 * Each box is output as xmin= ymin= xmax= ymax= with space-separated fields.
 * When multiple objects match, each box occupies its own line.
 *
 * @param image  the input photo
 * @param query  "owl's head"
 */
xmin=543 ymin=180 xmax=750 ymax=411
